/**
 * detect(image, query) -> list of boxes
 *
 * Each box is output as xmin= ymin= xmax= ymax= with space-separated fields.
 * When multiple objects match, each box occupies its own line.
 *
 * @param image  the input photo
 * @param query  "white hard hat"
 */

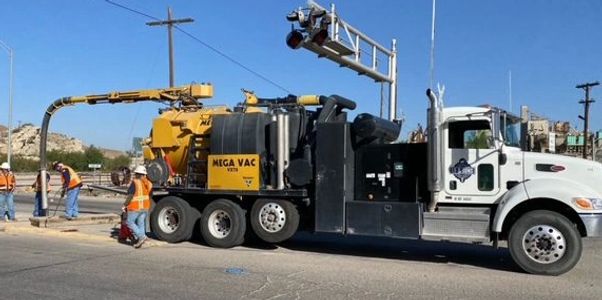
xmin=0 ymin=162 xmax=10 ymax=169
xmin=133 ymin=165 xmax=147 ymax=175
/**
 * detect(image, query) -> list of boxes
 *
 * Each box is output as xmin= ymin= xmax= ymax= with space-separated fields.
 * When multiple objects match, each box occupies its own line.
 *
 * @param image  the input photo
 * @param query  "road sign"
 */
xmin=88 ymin=163 xmax=102 ymax=169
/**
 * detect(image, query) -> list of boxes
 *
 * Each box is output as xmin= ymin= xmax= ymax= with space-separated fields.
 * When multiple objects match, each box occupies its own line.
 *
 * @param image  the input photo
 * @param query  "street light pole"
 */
xmin=0 ymin=40 xmax=13 ymax=166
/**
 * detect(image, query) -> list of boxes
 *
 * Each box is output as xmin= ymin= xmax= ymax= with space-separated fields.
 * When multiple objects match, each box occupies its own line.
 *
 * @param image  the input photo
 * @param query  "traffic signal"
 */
xmin=286 ymin=7 xmax=330 ymax=49
xmin=286 ymin=29 xmax=305 ymax=49
xmin=310 ymin=28 xmax=328 ymax=46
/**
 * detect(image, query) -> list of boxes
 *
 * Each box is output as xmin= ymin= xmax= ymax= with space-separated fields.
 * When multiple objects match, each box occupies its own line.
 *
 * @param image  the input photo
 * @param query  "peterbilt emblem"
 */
xmin=450 ymin=158 xmax=474 ymax=183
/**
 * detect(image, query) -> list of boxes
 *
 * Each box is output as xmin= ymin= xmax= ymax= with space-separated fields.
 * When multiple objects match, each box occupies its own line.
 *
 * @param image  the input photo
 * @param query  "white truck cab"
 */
xmin=425 ymin=89 xmax=602 ymax=275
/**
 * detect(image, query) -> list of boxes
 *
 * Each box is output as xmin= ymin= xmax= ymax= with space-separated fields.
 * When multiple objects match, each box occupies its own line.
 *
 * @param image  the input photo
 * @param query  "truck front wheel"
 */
xmin=508 ymin=210 xmax=582 ymax=275
xmin=200 ymin=199 xmax=246 ymax=248
xmin=250 ymin=199 xmax=299 ymax=243
xmin=150 ymin=196 xmax=199 ymax=243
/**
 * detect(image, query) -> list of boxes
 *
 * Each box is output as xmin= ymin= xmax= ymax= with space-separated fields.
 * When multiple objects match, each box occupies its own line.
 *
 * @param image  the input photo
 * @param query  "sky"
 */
xmin=0 ymin=0 xmax=601 ymax=151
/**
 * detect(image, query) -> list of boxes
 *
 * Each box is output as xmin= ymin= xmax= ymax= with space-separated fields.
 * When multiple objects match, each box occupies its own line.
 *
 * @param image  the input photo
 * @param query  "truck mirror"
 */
xmin=490 ymin=110 xmax=503 ymax=146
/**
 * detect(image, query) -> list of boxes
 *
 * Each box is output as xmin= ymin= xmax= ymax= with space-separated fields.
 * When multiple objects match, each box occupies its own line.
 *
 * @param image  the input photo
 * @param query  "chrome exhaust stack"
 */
xmin=275 ymin=111 xmax=290 ymax=190
xmin=427 ymin=89 xmax=442 ymax=212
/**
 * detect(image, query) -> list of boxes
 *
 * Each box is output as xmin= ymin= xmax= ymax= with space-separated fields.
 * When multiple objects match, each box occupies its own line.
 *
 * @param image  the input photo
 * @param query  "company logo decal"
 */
xmin=450 ymin=158 xmax=474 ymax=183
xmin=212 ymin=157 xmax=257 ymax=172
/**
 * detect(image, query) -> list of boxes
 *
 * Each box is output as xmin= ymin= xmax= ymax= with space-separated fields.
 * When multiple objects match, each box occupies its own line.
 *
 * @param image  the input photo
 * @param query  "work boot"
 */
xmin=134 ymin=236 xmax=147 ymax=249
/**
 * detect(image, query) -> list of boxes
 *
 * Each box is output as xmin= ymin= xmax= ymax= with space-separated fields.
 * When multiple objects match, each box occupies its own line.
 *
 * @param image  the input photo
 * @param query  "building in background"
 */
xmin=520 ymin=105 xmax=601 ymax=161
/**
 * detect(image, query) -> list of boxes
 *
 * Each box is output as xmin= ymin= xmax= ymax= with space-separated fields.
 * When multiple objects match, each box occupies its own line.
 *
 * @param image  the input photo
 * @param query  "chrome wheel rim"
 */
xmin=522 ymin=224 xmax=566 ymax=264
xmin=258 ymin=202 xmax=286 ymax=233
xmin=208 ymin=209 xmax=231 ymax=239
xmin=158 ymin=207 xmax=180 ymax=234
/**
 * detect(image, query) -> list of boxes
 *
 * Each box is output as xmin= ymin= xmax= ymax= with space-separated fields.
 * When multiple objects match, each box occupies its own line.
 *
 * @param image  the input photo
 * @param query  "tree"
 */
xmin=84 ymin=145 xmax=105 ymax=168
xmin=465 ymin=130 xmax=491 ymax=149
xmin=104 ymin=155 xmax=131 ymax=171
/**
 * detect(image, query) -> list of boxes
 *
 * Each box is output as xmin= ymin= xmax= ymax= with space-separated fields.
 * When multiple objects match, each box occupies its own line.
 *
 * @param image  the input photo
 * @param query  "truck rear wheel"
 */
xmin=250 ymin=199 xmax=299 ymax=243
xmin=150 ymin=196 xmax=199 ymax=243
xmin=508 ymin=210 xmax=582 ymax=275
xmin=200 ymin=199 xmax=246 ymax=248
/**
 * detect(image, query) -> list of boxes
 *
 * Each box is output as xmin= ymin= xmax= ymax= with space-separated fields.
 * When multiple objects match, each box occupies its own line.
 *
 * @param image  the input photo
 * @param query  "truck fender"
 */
xmin=493 ymin=177 xmax=597 ymax=232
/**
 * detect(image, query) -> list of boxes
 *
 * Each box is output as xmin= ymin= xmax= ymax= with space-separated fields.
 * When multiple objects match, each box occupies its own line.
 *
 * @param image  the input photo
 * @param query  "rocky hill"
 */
xmin=0 ymin=124 xmax=125 ymax=160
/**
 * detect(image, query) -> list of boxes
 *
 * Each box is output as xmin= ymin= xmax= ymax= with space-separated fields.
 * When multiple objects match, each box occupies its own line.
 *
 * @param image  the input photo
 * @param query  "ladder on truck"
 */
xmin=186 ymin=134 xmax=209 ymax=188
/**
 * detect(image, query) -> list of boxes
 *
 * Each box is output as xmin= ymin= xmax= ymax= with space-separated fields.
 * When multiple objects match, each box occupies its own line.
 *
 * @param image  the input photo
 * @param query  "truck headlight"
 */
xmin=573 ymin=197 xmax=602 ymax=210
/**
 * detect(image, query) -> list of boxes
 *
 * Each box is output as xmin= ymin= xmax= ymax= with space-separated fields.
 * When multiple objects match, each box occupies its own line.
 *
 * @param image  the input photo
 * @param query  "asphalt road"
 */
xmin=2 ymin=194 xmax=602 ymax=299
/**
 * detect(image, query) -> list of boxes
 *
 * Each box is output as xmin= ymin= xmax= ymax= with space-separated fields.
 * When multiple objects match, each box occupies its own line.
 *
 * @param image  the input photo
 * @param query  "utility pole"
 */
xmin=577 ymin=81 xmax=599 ymax=159
xmin=146 ymin=7 xmax=194 ymax=87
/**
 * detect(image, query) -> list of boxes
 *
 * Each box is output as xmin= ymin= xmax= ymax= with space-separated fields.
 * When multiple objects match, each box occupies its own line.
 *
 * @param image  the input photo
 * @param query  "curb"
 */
xmin=29 ymin=213 xmax=120 ymax=228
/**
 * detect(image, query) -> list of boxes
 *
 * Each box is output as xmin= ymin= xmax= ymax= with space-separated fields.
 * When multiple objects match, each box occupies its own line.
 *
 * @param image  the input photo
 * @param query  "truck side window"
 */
xmin=448 ymin=120 xmax=492 ymax=149
xmin=478 ymin=164 xmax=494 ymax=191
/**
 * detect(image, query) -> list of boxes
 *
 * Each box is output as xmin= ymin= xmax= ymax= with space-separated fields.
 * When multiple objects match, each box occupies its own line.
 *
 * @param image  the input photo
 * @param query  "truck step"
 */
xmin=421 ymin=206 xmax=491 ymax=241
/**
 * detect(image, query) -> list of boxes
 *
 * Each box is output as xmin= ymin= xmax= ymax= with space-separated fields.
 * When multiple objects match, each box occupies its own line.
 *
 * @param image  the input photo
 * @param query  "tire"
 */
xmin=150 ymin=196 xmax=199 ymax=243
xmin=250 ymin=199 xmax=299 ymax=244
xmin=508 ymin=210 xmax=582 ymax=275
xmin=200 ymin=199 xmax=246 ymax=248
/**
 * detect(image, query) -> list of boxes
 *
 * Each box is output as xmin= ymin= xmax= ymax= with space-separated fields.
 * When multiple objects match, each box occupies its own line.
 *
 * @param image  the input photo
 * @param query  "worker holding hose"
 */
xmin=52 ymin=161 xmax=82 ymax=220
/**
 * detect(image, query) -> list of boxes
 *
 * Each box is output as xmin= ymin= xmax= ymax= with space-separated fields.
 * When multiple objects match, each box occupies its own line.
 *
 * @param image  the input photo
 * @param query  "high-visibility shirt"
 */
xmin=0 ymin=172 xmax=16 ymax=192
xmin=60 ymin=166 xmax=82 ymax=190
xmin=33 ymin=173 xmax=51 ymax=192
xmin=127 ymin=178 xmax=152 ymax=211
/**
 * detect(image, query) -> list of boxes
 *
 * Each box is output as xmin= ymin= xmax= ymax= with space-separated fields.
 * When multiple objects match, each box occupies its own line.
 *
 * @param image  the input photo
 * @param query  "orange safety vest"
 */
xmin=61 ymin=166 xmax=82 ymax=189
xmin=0 ymin=172 xmax=15 ymax=192
xmin=33 ymin=173 xmax=51 ymax=192
xmin=127 ymin=178 xmax=152 ymax=211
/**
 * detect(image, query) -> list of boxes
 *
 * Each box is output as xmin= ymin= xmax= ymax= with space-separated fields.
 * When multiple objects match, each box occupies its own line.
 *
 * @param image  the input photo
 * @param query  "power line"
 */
xmin=103 ymin=0 xmax=292 ymax=94
xmin=104 ymin=0 xmax=159 ymax=21
xmin=173 ymin=26 xmax=292 ymax=94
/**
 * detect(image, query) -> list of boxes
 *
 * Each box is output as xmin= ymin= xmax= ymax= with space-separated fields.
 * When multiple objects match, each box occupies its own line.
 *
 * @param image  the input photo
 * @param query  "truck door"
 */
xmin=443 ymin=119 xmax=500 ymax=201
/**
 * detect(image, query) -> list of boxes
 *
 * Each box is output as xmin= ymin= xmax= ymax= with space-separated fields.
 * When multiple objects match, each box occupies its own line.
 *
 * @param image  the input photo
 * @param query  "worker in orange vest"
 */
xmin=0 ymin=162 xmax=16 ymax=221
xmin=122 ymin=165 xmax=153 ymax=248
xmin=52 ymin=161 xmax=82 ymax=220
xmin=31 ymin=170 xmax=51 ymax=217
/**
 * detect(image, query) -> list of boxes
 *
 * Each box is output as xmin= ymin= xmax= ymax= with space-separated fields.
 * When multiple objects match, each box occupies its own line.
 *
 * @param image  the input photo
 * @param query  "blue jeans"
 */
xmin=0 ymin=192 xmax=15 ymax=220
xmin=126 ymin=210 xmax=148 ymax=240
xmin=65 ymin=186 xmax=81 ymax=218
xmin=34 ymin=192 xmax=43 ymax=217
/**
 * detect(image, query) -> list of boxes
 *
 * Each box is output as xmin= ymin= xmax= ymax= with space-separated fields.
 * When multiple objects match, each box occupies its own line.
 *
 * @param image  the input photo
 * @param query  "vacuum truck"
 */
xmin=38 ymin=84 xmax=602 ymax=275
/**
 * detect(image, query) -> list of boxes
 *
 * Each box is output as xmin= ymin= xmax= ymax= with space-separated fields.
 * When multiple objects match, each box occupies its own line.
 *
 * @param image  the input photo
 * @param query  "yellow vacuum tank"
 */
xmin=143 ymin=106 xmax=231 ymax=186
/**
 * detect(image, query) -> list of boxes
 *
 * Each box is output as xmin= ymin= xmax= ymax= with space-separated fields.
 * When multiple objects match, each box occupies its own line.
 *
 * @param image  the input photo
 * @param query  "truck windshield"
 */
xmin=501 ymin=115 xmax=520 ymax=147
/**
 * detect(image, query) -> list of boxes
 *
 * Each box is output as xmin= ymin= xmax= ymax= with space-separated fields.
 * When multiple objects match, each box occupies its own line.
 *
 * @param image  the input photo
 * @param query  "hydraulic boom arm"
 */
xmin=38 ymin=83 xmax=213 ymax=215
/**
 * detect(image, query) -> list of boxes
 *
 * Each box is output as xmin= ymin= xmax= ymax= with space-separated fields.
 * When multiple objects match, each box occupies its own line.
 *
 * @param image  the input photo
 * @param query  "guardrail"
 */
xmin=13 ymin=172 xmax=119 ymax=190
